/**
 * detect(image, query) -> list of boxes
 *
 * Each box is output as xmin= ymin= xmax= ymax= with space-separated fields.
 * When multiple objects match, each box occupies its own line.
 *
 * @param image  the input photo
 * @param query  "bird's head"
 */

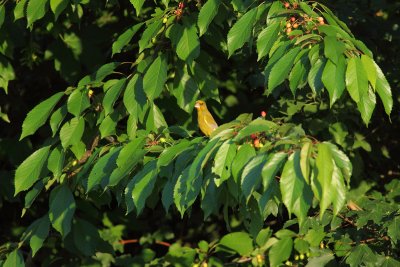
xmin=195 ymin=100 xmax=207 ymax=111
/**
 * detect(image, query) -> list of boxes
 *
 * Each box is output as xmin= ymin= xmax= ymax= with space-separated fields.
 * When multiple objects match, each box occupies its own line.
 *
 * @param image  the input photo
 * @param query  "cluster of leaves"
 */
xmin=0 ymin=0 xmax=397 ymax=266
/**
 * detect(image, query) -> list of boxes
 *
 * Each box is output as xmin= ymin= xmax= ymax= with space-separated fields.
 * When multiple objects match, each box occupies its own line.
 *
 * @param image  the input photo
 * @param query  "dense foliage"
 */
xmin=0 ymin=0 xmax=399 ymax=266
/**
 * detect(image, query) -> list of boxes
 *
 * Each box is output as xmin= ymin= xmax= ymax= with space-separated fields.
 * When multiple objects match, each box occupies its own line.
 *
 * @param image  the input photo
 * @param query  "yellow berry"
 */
xmin=160 ymin=137 xmax=166 ymax=143
xmin=320 ymin=242 xmax=324 ymax=249
xmin=306 ymin=252 xmax=310 ymax=257
xmin=163 ymin=17 xmax=168 ymax=24
xmin=285 ymin=261 xmax=292 ymax=266
xmin=286 ymin=22 xmax=292 ymax=28
xmin=295 ymin=255 xmax=299 ymax=260
xmin=258 ymin=143 xmax=264 ymax=148
xmin=88 ymin=89 xmax=94 ymax=97
xmin=72 ymin=160 xmax=78 ymax=166
xmin=300 ymin=254 xmax=305 ymax=260
xmin=256 ymin=254 xmax=263 ymax=263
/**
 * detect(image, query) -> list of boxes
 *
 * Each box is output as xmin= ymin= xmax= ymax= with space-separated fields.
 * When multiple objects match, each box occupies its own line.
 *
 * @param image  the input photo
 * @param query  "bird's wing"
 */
xmin=203 ymin=112 xmax=218 ymax=130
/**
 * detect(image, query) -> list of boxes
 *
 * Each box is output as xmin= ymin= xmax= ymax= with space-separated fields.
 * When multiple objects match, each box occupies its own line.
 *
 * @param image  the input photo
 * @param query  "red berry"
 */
xmin=284 ymin=2 xmax=290 ymax=8
xmin=254 ymin=139 xmax=260 ymax=148
xmin=178 ymin=2 xmax=184 ymax=9
xmin=251 ymin=134 xmax=257 ymax=140
xmin=261 ymin=111 xmax=267 ymax=117
xmin=290 ymin=17 xmax=296 ymax=22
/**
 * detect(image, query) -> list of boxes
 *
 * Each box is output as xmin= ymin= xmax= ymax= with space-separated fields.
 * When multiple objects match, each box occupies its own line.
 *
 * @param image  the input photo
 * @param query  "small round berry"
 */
xmin=317 ymin=16 xmax=324 ymax=22
xmin=286 ymin=22 xmax=292 ymax=28
xmin=306 ymin=252 xmax=311 ymax=257
xmin=250 ymin=134 xmax=257 ymax=140
xmin=178 ymin=2 xmax=185 ymax=9
xmin=88 ymin=89 xmax=94 ymax=97
xmin=256 ymin=254 xmax=263 ymax=263
xmin=160 ymin=137 xmax=167 ymax=143
xmin=72 ymin=160 xmax=78 ymax=166
xmin=290 ymin=16 xmax=296 ymax=22
xmin=286 ymin=28 xmax=292 ymax=34
xmin=293 ymin=23 xmax=299 ymax=28
xmin=294 ymin=255 xmax=299 ymax=260
xmin=163 ymin=17 xmax=168 ymax=24
xmin=292 ymin=3 xmax=298 ymax=9
xmin=285 ymin=261 xmax=292 ymax=266
xmin=254 ymin=139 xmax=260 ymax=147
xmin=300 ymin=254 xmax=305 ymax=260
xmin=261 ymin=111 xmax=267 ymax=117
xmin=319 ymin=20 xmax=325 ymax=25
xmin=284 ymin=2 xmax=290 ymax=8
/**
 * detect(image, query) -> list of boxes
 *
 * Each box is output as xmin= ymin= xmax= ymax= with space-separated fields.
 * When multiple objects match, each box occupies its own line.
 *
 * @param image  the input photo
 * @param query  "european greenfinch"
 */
xmin=194 ymin=100 xmax=218 ymax=137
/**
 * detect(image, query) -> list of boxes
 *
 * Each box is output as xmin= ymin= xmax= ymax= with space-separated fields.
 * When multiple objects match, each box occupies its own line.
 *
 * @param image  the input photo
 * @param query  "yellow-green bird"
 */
xmin=194 ymin=100 xmax=218 ymax=137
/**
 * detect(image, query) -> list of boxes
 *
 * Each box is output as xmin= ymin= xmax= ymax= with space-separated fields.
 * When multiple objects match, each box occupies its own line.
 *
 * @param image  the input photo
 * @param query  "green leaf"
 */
xmin=227 ymin=7 xmax=257 ymax=57
xmin=20 ymin=92 xmax=64 ymax=140
xmin=233 ymin=119 xmax=276 ymax=142
xmin=241 ymin=154 xmax=268 ymax=202
xmin=50 ymin=104 xmax=68 ymax=136
xmin=306 ymin=254 xmax=335 ymax=267
xmin=176 ymin=19 xmax=200 ymax=63
xmin=262 ymin=152 xmax=287 ymax=189
xmin=188 ymin=138 xmax=220 ymax=184
xmin=78 ymin=62 xmax=120 ymax=87
xmin=25 ymin=215 xmax=50 ymax=256
xmin=315 ymin=143 xmax=334 ymax=218
xmin=14 ymin=146 xmax=51 ymax=195
xmin=308 ymin=58 xmax=326 ymax=95
xmin=346 ymin=244 xmax=376 ymax=267
xmin=130 ymin=160 xmax=159 ymax=214
xmin=157 ymin=139 xmax=194 ymax=167
xmin=300 ymin=141 xmax=312 ymax=184
xmin=322 ymin=56 xmax=346 ymax=107
xmin=14 ymin=0 xmax=28 ymax=21
xmin=289 ymin=52 xmax=310 ymax=95
xmin=146 ymin=103 xmax=168 ymax=130
xmin=373 ymin=61 xmax=393 ymax=116
xmin=357 ymin=85 xmax=376 ymax=125
xmin=299 ymin=2 xmax=318 ymax=17
xmin=331 ymin=162 xmax=346 ymax=215
xmin=27 ymin=0 xmax=48 ymax=27
xmin=3 ymin=250 xmax=24 ymax=267
xmin=99 ymin=113 xmax=119 ymax=138
xmin=123 ymin=74 xmax=147 ymax=121
xmin=280 ymin=151 xmax=312 ymax=223
xmin=232 ymin=144 xmax=256 ymax=184
xmin=50 ymin=0 xmax=68 ymax=20
xmin=72 ymin=218 xmax=100 ymax=256
xmin=112 ymin=23 xmax=144 ymax=56
xmin=361 ymin=55 xmax=377 ymax=88
xmin=47 ymin=146 xmax=64 ymax=179
xmin=325 ymin=142 xmax=352 ymax=185
xmin=87 ymin=147 xmax=122 ymax=192
xmin=323 ymin=36 xmax=344 ymax=64
xmin=0 ymin=5 xmax=5 ymax=29
xmin=138 ymin=20 xmax=163 ymax=53
xmin=218 ymin=232 xmax=254 ymax=256
xmin=346 ymin=56 xmax=368 ymax=103
xmin=198 ymin=0 xmax=221 ymax=36
xmin=387 ymin=217 xmax=400 ymax=244
xmin=49 ymin=184 xmax=76 ymax=237
xmin=172 ymin=65 xmax=199 ymax=113
xmin=201 ymin=171 xmax=220 ymax=219
xmin=268 ymin=47 xmax=301 ymax=93
xmin=103 ymin=78 xmax=126 ymax=116
xmin=212 ymin=140 xmax=236 ymax=186
xmin=269 ymin=237 xmax=293 ymax=267
xmin=59 ymin=117 xmax=85 ymax=149
xmin=143 ymin=55 xmax=167 ymax=101
xmin=130 ymin=0 xmax=145 ymax=16
xmin=257 ymin=22 xmax=280 ymax=61
xmin=108 ymin=138 xmax=146 ymax=187
xmin=67 ymin=89 xmax=90 ymax=117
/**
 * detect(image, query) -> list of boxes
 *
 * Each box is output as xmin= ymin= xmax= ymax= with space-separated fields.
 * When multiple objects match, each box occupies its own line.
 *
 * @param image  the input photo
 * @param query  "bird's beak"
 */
xmin=195 ymin=102 xmax=200 ymax=109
